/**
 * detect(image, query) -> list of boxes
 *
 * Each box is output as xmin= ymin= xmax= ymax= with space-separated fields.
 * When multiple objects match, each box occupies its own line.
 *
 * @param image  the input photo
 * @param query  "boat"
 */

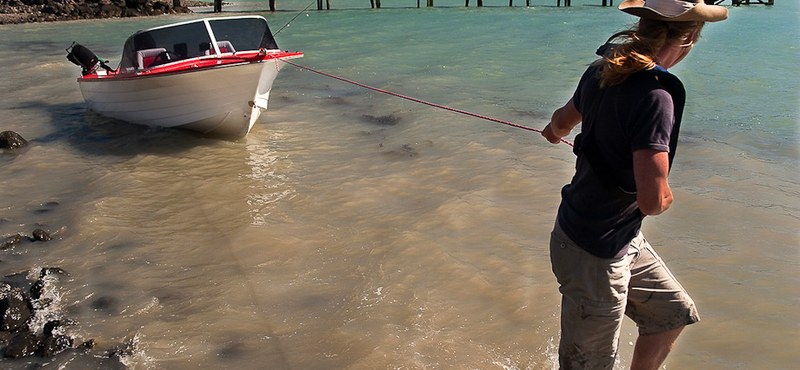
xmin=66 ymin=16 xmax=303 ymax=137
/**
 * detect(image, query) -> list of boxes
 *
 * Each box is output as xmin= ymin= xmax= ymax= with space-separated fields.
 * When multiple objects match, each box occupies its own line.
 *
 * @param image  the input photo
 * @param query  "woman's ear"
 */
xmin=686 ymin=28 xmax=701 ymax=45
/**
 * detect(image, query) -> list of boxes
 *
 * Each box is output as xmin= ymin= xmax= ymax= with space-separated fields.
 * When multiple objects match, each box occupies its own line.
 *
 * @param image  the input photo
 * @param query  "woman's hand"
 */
xmin=542 ymin=122 xmax=566 ymax=144
xmin=543 ymin=98 xmax=582 ymax=144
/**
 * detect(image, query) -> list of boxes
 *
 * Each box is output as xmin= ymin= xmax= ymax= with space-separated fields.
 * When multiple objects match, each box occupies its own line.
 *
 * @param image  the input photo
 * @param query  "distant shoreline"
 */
xmin=0 ymin=0 xmax=214 ymax=25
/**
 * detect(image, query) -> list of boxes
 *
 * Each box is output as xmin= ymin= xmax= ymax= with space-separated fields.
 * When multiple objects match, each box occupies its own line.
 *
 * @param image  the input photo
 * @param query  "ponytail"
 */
xmin=598 ymin=19 xmax=704 ymax=87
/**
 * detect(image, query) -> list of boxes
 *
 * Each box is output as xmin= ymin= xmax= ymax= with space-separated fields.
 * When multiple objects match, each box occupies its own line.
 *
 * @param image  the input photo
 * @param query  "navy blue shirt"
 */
xmin=556 ymin=64 xmax=679 ymax=258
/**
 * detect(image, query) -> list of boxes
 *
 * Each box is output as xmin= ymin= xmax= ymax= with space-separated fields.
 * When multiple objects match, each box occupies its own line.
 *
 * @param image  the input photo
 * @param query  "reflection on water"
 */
xmin=244 ymin=133 xmax=296 ymax=226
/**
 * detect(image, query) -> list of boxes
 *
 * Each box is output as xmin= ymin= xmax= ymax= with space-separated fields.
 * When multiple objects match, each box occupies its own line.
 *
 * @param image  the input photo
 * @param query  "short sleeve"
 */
xmin=628 ymin=88 xmax=674 ymax=153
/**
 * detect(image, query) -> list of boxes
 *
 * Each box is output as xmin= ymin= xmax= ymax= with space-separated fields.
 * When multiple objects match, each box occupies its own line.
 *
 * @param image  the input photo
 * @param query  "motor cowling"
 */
xmin=66 ymin=42 xmax=110 ymax=75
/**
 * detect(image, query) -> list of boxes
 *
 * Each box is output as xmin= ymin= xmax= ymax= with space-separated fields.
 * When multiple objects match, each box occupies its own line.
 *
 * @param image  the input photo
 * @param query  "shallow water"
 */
xmin=1 ymin=1 xmax=798 ymax=369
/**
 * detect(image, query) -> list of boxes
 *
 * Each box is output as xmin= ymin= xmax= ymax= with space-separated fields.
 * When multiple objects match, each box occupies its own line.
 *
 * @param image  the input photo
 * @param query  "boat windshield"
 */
xmin=117 ymin=17 xmax=279 ymax=73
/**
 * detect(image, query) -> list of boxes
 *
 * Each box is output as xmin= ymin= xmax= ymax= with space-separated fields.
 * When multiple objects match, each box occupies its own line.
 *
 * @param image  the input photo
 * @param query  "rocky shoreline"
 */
xmin=2 ymin=132 xmax=136 ymax=363
xmin=0 ymin=0 xmax=213 ymax=25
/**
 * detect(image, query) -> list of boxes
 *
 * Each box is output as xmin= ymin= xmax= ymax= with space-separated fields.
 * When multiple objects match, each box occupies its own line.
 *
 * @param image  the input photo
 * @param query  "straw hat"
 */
xmin=619 ymin=0 xmax=728 ymax=22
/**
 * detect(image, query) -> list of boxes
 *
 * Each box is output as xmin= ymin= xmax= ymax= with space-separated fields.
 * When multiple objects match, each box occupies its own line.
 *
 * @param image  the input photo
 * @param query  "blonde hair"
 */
xmin=598 ymin=19 xmax=704 ymax=87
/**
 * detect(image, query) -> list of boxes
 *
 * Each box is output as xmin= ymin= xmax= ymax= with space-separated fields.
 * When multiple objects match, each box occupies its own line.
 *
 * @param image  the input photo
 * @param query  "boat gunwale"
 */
xmin=77 ymin=51 xmax=303 ymax=82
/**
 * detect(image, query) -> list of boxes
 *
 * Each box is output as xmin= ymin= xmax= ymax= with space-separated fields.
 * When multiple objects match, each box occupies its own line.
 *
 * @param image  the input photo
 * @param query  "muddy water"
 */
xmin=1 ymin=2 xmax=798 ymax=369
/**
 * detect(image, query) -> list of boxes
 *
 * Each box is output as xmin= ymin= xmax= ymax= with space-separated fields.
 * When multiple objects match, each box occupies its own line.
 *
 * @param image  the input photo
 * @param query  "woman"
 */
xmin=541 ymin=1 xmax=727 ymax=369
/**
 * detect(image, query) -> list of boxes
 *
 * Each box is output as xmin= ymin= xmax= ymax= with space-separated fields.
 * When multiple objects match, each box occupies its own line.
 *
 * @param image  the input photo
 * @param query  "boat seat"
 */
xmin=201 ymin=41 xmax=236 ymax=55
xmin=217 ymin=40 xmax=235 ymax=53
xmin=136 ymin=47 xmax=167 ymax=69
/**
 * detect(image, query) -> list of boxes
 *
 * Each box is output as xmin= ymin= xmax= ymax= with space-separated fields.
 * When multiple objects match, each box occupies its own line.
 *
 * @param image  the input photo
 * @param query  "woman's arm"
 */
xmin=542 ymin=98 xmax=582 ymax=144
xmin=633 ymin=149 xmax=673 ymax=215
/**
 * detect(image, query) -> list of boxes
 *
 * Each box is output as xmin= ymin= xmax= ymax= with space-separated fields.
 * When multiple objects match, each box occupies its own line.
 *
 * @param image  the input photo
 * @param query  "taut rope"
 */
xmin=281 ymin=60 xmax=573 ymax=147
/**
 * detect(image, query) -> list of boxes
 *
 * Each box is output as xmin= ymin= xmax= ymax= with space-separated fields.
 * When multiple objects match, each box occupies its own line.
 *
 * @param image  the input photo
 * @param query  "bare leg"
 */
xmin=630 ymin=327 xmax=684 ymax=370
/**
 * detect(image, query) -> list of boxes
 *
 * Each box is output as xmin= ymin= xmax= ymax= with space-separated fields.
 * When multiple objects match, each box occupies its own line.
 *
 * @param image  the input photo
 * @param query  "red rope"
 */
xmin=282 ymin=60 xmax=574 ymax=147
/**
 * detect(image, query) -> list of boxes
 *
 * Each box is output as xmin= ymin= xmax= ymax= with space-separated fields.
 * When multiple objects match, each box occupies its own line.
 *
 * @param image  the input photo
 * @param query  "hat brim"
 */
xmin=619 ymin=0 xmax=729 ymax=22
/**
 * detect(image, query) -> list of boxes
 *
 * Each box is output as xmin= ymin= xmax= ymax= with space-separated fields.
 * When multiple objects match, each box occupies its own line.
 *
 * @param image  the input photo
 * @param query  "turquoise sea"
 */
xmin=1 ymin=0 xmax=798 ymax=369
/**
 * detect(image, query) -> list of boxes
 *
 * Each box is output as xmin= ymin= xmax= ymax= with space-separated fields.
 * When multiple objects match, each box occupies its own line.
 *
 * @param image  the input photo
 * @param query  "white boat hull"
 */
xmin=78 ymin=59 xmax=286 ymax=137
xmin=68 ymin=16 xmax=302 ymax=137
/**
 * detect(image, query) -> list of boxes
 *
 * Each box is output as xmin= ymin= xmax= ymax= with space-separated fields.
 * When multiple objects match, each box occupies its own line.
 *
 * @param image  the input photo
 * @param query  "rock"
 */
xmin=30 ymin=279 xmax=45 ymax=300
xmin=126 ymin=0 xmax=151 ymax=7
xmin=40 ymin=267 xmax=67 ymax=278
xmin=0 ymin=273 xmax=83 ymax=359
xmin=0 ymin=131 xmax=28 ymax=150
xmin=3 ymin=332 xmax=39 ymax=358
xmin=107 ymin=338 xmax=136 ymax=358
xmin=0 ymin=330 xmax=14 ymax=345
xmin=32 ymin=228 xmax=52 ymax=242
xmin=0 ymin=284 xmax=33 ymax=332
xmin=41 ymin=334 xmax=74 ymax=357
xmin=79 ymin=338 xmax=97 ymax=350
xmin=42 ymin=320 xmax=63 ymax=337
xmin=98 ymin=3 xmax=123 ymax=17
xmin=36 ymin=320 xmax=73 ymax=357
xmin=0 ymin=0 xmax=196 ymax=25
xmin=1 ymin=234 xmax=22 ymax=250
xmin=30 ymin=269 xmax=66 ymax=301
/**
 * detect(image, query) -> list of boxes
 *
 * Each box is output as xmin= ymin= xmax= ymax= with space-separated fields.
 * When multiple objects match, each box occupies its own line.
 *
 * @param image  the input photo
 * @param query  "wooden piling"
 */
xmin=732 ymin=0 xmax=774 ymax=5
xmin=315 ymin=0 xmax=330 ymax=10
xmin=463 ymin=0 xmax=484 ymax=6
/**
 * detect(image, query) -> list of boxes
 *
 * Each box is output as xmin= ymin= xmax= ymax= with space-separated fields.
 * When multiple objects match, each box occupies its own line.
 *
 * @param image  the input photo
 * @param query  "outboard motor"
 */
xmin=66 ymin=42 xmax=113 ymax=75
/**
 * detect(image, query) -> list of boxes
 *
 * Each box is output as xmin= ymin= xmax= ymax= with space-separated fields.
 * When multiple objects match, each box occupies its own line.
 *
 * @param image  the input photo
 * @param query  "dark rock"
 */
xmin=0 ymin=0 xmax=195 ymax=25
xmin=152 ymin=1 xmax=170 ymax=12
xmin=0 ymin=131 xmax=28 ymax=150
xmin=1 ymin=234 xmax=22 ymax=250
xmin=0 ymin=330 xmax=13 ymax=345
xmin=37 ymin=320 xmax=74 ymax=357
xmin=40 ymin=334 xmax=73 ymax=357
xmin=31 ymin=270 xmax=66 ymax=303
xmin=43 ymin=320 xmax=63 ymax=337
xmin=3 ymin=332 xmax=39 ymax=358
xmin=79 ymin=338 xmax=97 ymax=349
xmin=30 ymin=279 xmax=45 ymax=300
xmin=0 ymin=284 xmax=32 ymax=332
xmin=40 ymin=267 xmax=67 ymax=278
xmin=31 ymin=228 xmax=52 ymax=242
xmin=98 ymin=3 xmax=123 ymax=17
xmin=106 ymin=337 xmax=137 ymax=358
xmin=125 ymin=0 xmax=150 ymax=7
xmin=0 ymin=271 xmax=83 ymax=360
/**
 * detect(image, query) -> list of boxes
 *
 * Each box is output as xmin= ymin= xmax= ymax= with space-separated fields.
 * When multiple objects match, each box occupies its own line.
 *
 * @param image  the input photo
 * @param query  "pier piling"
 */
xmin=731 ymin=0 xmax=774 ymax=5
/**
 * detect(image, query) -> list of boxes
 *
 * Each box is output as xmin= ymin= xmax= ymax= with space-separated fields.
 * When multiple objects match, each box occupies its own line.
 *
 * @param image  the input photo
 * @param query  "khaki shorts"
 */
xmin=549 ymin=222 xmax=700 ymax=370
